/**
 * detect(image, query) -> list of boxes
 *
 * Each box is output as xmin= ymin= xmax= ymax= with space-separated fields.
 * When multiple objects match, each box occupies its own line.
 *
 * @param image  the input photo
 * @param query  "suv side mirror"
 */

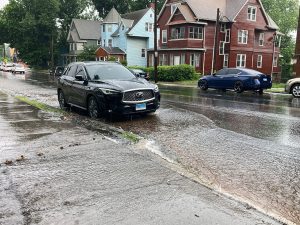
xmin=75 ymin=74 xmax=84 ymax=81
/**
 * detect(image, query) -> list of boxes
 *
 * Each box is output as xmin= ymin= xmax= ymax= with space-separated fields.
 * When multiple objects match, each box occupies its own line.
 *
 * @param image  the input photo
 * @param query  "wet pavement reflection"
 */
xmin=1 ymin=70 xmax=300 ymax=224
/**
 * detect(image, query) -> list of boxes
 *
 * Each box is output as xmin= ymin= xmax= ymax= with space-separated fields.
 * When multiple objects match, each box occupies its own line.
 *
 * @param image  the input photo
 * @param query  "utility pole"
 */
xmin=212 ymin=8 xmax=220 ymax=74
xmin=154 ymin=0 xmax=158 ymax=83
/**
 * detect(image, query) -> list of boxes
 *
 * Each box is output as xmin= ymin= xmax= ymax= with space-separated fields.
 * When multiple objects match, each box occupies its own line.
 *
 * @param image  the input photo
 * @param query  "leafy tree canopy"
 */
xmin=92 ymin=0 xmax=164 ymax=18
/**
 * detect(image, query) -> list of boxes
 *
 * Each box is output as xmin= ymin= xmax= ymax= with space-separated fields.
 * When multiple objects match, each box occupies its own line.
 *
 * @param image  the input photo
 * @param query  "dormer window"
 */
xmin=171 ymin=27 xmax=185 ymax=39
xmin=171 ymin=3 xmax=180 ymax=14
xmin=247 ymin=6 xmax=257 ymax=21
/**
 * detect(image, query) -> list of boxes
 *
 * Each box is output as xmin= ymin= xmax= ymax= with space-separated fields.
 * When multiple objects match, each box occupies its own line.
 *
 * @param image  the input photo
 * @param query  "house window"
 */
xmin=171 ymin=27 xmax=185 ymax=39
xmin=103 ymin=39 xmax=106 ymax=47
xmin=257 ymin=55 xmax=263 ymax=68
xmin=107 ymin=24 xmax=112 ymax=32
xmin=108 ymin=39 xmax=112 ymax=47
xmin=141 ymin=49 xmax=146 ymax=58
xmin=247 ymin=6 xmax=257 ymax=21
xmin=97 ymin=40 xmax=101 ymax=45
xmin=238 ymin=30 xmax=248 ymax=44
xmin=145 ymin=23 xmax=154 ymax=32
xmin=170 ymin=54 xmax=174 ymax=66
xmin=159 ymin=54 xmax=168 ymax=66
xmin=259 ymin=33 xmax=264 ymax=46
xmin=219 ymin=41 xmax=225 ymax=55
xmin=190 ymin=53 xmax=200 ymax=67
xmin=275 ymin=35 xmax=282 ymax=48
xmin=273 ymin=55 xmax=278 ymax=67
xmin=181 ymin=53 xmax=185 ymax=64
xmin=162 ymin=30 xmax=167 ymax=43
xmin=236 ymin=54 xmax=246 ymax=67
xmin=223 ymin=54 xmax=229 ymax=68
xmin=189 ymin=27 xmax=203 ymax=39
xmin=171 ymin=3 xmax=180 ymax=14
xmin=122 ymin=25 xmax=125 ymax=30
xmin=225 ymin=29 xmax=230 ymax=43
xmin=220 ymin=23 xmax=226 ymax=32
xmin=103 ymin=24 xmax=105 ymax=32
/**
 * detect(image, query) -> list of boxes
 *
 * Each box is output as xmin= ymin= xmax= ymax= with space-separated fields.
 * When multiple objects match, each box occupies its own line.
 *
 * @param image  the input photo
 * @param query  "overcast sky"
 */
xmin=0 ymin=0 xmax=9 ymax=9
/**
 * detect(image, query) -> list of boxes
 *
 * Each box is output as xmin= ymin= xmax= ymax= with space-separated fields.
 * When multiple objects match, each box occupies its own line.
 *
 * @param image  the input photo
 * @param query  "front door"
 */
xmin=71 ymin=66 xmax=88 ymax=108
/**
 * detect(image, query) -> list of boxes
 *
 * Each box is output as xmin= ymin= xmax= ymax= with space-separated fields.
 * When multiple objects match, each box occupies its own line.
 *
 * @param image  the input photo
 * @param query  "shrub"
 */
xmin=128 ymin=64 xmax=198 ymax=82
xmin=120 ymin=59 xmax=127 ymax=66
xmin=108 ymin=56 xmax=117 ymax=61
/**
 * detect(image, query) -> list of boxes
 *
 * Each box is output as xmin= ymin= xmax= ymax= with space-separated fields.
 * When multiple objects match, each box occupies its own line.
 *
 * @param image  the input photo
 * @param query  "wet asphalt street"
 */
xmin=0 ymin=70 xmax=299 ymax=224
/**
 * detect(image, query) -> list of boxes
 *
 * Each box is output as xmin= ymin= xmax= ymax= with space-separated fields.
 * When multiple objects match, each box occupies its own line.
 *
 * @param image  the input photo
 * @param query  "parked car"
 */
xmin=129 ymin=68 xmax=150 ymax=81
xmin=12 ymin=64 xmax=26 ymax=74
xmin=50 ymin=66 xmax=64 ymax=77
xmin=57 ymin=62 xmax=160 ymax=117
xmin=2 ymin=63 xmax=14 ymax=72
xmin=198 ymin=68 xmax=272 ymax=94
xmin=285 ymin=78 xmax=300 ymax=98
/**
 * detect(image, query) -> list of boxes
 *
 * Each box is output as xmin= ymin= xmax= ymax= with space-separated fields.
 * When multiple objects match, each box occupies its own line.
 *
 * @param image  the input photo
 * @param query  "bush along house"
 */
xmin=149 ymin=0 xmax=282 ymax=79
xmin=96 ymin=6 xmax=157 ymax=67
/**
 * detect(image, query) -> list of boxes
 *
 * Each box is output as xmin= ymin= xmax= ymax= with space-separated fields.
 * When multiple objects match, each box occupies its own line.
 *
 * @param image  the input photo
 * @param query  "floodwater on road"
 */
xmin=1 ymin=70 xmax=300 ymax=224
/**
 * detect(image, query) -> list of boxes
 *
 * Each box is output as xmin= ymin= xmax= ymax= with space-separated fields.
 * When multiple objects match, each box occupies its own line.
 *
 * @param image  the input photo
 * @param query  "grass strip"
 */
xmin=122 ymin=131 xmax=140 ymax=144
xmin=15 ymin=96 xmax=64 ymax=114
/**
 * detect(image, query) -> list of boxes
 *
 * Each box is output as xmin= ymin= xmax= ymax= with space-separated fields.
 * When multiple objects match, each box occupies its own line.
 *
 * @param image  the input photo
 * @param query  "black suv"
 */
xmin=57 ymin=62 xmax=160 ymax=117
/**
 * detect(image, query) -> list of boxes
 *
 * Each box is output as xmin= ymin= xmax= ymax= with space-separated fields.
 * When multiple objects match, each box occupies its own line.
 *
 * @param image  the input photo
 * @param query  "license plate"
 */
xmin=136 ymin=103 xmax=146 ymax=111
xmin=263 ymin=78 xmax=268 ymax=81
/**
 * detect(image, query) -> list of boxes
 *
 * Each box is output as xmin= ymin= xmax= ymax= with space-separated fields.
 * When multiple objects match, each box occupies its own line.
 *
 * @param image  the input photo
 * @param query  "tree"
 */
xmin=77 ymin=45 xmax=97 ymax=61
xmin=0 ymin=0 xmax=60 ymax=67
xmin=130 ymin=0 xmax=164 ymax=12
xmin=92 ymin=0 xmax=164 ymax=18
xmin=262 ymin=0 xmax=299 ymax=80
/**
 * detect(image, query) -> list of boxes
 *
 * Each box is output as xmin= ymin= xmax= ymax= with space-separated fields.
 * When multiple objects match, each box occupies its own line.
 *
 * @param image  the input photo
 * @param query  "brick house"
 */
xmin=149 ymin=0 xmax=281 ymax=78
xmin=295 ymin=7 xmax=300 ymax=78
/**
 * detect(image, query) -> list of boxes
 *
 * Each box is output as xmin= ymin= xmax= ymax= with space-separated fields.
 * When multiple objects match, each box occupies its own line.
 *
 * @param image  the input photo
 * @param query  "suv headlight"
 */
xmin=154 ymin=85 xmax=159 ymax=93
xmin=97 ymin=88 xmax=120 ymax=95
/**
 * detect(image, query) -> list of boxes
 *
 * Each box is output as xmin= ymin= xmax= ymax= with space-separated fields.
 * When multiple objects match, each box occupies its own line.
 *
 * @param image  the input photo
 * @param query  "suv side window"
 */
xmin=76 ymin=66 xmax=86 ymax=76
xmin=67 ymin=65 xmax=78 ymax=77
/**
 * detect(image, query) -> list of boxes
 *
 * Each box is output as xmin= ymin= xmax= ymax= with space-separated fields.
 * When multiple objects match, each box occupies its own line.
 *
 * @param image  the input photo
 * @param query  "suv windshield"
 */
xmin=86 ymin=64 xmax=136 ymax=81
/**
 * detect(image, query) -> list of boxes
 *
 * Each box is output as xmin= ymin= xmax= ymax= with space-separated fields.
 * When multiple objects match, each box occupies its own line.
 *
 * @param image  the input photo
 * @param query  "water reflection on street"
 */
xmin=1 ymin=70 xmax=300 ymax=224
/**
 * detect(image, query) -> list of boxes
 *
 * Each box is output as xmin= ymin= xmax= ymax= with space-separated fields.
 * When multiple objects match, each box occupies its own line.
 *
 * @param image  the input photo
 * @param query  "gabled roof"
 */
xmin=122 ymin=8 xmax=150 ymax=28
xmin=71 ymin=19 xmax=102 ymax=40
xmin=166 ymin=4 xmax=196 ymax=26
xmin=103 ymin=7 xmax=122 ymax=23
xmin=160 ymin=0 xmax=279 ymax=30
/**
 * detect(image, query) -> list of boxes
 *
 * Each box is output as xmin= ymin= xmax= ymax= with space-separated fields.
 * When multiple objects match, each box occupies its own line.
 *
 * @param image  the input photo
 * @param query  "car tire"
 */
xmin=234 ymin=81 xmax=244 ymax=93
xmin=291 ymin=84 xmax=300 ymax=98
xmin=88 ymin=96 xmax=105 ymax=118
xmin=258 ymin=88 xmax=264 ymax=95
xmin=199 ymin=80 xmax=208 ymax=91
xmin=58 ymin=90 xmax=69 ymax=110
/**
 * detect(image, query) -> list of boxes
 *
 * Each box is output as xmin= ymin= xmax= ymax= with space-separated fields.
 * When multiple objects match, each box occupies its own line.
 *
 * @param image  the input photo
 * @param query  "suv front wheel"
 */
xmin=88 ymin=96 xmax=105 ymax=118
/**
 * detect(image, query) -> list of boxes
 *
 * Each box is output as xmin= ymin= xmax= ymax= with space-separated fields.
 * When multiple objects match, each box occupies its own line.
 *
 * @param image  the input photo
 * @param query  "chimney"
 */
xmin=148 ymin=2 xmax=155 ymax=9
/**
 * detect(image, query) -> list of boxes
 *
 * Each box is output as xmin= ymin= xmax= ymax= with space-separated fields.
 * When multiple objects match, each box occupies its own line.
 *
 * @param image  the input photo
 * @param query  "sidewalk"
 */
xmin=0 ymin=90 xmax=282 ymax=224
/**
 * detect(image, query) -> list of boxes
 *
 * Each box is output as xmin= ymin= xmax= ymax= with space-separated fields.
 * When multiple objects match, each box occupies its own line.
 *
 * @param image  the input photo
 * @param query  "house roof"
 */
xmin=103 ymin=7 xmax=122 ymax=23
xmin=97 ymin=47 xmax=126 ymax=55
xmin=72 ymin=19 xmax=102 ymax=40
xmin=121 ymin=8 xmax=151 ymax=33
xmin=161 ymin=0 xmax=279 ymax=30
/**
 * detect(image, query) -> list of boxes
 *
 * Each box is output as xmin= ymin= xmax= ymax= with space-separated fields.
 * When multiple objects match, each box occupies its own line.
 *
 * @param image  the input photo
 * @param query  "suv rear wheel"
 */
xmin=58 ymin=90 xmax=69 ymax=110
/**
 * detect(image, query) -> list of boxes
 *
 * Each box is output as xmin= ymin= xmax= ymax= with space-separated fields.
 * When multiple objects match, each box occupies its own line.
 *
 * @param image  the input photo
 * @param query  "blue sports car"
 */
xmin=198 ymin=68 xmax=272 ymax=94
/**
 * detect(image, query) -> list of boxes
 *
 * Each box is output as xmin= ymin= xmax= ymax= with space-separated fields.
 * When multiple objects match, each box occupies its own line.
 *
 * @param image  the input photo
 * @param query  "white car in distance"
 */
xmin=12 ymin=64 xmax=26 ymax=74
